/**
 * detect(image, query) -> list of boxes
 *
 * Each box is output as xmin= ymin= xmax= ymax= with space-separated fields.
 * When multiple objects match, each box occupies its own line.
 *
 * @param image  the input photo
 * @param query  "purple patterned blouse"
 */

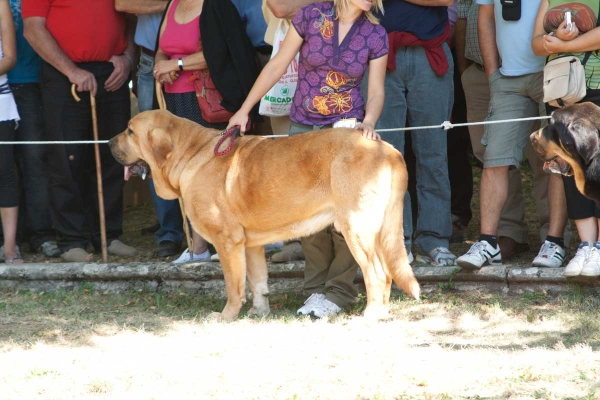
xmin=291 ymin=2 xmax=389 ymax=126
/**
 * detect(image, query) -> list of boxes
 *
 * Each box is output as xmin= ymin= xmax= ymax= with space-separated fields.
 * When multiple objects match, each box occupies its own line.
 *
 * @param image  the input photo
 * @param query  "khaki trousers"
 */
xmin=289 ymin=122 xmax=359 ymax=309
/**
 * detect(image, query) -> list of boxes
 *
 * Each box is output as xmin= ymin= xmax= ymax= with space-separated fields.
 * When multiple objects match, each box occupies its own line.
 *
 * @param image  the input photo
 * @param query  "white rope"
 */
xmin=0 ymin=140 xmax=110 ymax=145
xmin=0 ymin=115 xmax=552 ymax=145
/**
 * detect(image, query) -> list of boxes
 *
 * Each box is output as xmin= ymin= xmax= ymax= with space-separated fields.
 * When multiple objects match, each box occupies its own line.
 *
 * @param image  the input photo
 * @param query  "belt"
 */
xmin=141 ymin=47 xmax=156 ymax=58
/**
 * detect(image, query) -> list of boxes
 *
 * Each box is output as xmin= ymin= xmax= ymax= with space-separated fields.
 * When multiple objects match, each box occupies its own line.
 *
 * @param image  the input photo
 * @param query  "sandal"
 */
xmin=4 ymin=246 xmax=24 ymax=264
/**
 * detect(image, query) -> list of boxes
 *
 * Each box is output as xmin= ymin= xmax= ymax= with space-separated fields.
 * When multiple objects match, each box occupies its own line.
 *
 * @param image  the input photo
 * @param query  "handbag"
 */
xmin=258 ymin=19 xmax=299 ymax=117
xmin=186 ymin=69 xmax=234 ymax=123
xmin=542 ymin=54 xmax=588 ymax=108
xmin=543 ymin=7 xmax=600 ymax=108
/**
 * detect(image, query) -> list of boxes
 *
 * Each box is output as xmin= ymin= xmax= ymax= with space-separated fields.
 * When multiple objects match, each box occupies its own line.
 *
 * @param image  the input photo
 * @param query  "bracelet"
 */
xmin=122 ymin=53 xmax=134 ymax=70
xmin=178 ymin=58 xmax=184 ymax=71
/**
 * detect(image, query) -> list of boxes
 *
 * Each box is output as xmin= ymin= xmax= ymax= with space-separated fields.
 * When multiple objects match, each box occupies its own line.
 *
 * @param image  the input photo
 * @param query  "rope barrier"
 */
xmin=0 ymin=115 xmax=552 ymax=145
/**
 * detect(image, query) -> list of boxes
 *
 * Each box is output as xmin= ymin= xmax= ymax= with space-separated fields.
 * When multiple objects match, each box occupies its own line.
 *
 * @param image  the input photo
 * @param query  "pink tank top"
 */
xmin=158 ymin=0 xmax=201 ymax=94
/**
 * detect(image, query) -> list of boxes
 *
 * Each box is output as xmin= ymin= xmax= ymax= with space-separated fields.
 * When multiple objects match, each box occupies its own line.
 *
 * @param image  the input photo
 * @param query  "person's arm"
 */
xmin=266 ymin=0 xmax=324 ymax=19
xmin=24 ymin=16 xmax=98 ymax=95
xmin=403 ymin=0 xmax=454 ymax=6
xmin=227 ymin=24 xmax=304 ymax=133
xmin=115 ymin=0 xmax=168 ymax=14
xmin=0 ymin=0 xmax=16 ymax=76
xmin=104 ymin=14 xmax=136 ymax=91
xmin=478 ymin=4 xmax=499 ymax=79
xmin=152 ymin=1 xmax=207 ymax=84
xmin=360 ymin=55 xmax=387 ymax=141
xmin=455 ymin=17 xmax=470 ymax=75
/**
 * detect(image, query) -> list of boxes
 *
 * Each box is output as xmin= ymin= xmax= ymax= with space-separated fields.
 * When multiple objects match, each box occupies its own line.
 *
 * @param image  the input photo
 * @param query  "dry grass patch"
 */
xmin=1 ymin=287 xmax=600 ymax=399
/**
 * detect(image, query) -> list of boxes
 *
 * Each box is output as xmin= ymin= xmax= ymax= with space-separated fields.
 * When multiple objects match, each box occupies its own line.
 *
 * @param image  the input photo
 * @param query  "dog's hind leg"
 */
xmin=210 ymin=238 xmax=248 ymax=322
xmin=341 ymin=228 xmax=391 ymax=320
xmin=245 ymin=245 xmax=270 ymax=317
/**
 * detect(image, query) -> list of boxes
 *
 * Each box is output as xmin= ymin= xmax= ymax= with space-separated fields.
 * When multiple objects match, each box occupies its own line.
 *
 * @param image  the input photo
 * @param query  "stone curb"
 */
xmin=0 ymin=262 xmax=599 ymax=296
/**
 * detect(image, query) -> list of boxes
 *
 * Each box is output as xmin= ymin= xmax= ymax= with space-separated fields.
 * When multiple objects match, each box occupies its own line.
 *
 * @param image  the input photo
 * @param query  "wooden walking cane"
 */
xmin=155 ymin=80 xmax=194 ymax=257
xmin=71 ymin=84 xmax=108 ymax=263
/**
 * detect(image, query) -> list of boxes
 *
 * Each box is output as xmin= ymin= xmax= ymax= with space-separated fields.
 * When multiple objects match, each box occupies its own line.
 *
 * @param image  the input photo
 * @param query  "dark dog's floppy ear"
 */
xmin=148 ymin=127 xmax=173 ymax=169
xmin=560 ymin=117 xmax=600 ymax=166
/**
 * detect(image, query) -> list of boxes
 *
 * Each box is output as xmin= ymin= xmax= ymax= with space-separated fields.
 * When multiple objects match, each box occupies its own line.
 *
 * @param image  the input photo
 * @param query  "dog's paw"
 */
xmin=207 ymin=312 xmax=224 ymax=322
xmin=362 ymin=306 xmax=391 ymax=321
xmin=247 ymin=305 xmax=270 ymax=318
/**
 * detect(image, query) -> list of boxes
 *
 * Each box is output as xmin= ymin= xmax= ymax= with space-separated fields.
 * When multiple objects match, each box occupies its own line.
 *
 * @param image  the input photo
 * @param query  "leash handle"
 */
xmin=214 ymin=126 xmax=240 ymax=157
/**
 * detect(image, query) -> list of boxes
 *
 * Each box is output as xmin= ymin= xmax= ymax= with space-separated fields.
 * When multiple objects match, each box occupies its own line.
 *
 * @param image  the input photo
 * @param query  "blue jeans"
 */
xmin=374 ymin=45 xmax=454 ymax=254
xmin=10 ymin=83 xmax=56 ymax=249
xmin=137 ymin=51 xmax=184 ymax=245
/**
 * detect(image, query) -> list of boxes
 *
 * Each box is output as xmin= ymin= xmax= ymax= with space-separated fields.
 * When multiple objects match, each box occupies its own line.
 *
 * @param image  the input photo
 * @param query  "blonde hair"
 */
xmin=334 ymin=0 xmax=384 ymax=24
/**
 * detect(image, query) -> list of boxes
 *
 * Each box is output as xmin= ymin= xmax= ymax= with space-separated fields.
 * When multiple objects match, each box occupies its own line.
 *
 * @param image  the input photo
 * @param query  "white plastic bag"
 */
xmin=259 ymin=19 xmax=299 ymax=117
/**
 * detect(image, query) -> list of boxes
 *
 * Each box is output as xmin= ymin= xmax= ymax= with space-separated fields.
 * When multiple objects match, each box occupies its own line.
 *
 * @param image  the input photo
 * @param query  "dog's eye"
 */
xmin=127 ymin=128 xmax=134 ymax=136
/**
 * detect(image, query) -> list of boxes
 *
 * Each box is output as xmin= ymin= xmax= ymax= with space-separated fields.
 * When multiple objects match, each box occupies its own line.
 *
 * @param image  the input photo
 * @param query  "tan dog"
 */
xmin=109 ymin=110 xmax=420 ymax=321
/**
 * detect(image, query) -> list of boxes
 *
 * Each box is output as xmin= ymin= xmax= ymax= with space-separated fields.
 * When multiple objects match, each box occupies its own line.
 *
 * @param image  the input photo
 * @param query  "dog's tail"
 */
xmin=378 ymin=153 xmax=420 ymax=301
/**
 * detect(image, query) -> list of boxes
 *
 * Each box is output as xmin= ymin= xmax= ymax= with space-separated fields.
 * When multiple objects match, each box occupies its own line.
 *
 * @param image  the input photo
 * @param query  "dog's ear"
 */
xmin=561 ymin=117 xmax=600 ymax=166
xmin=148 ymin=127 xmax=173 ymax=169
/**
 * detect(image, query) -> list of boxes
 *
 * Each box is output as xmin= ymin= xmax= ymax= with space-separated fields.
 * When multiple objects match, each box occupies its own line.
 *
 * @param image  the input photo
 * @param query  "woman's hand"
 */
xmin=357 ymin=121 xmax=380 ymax=141
xmin=227 ymin=110 xmax=250 ymax=135
xmin=153 ymin=59 xmax=178 ymax=84
xmin=555 ymin=20 xmax=579 ymax=41
xmin=543 ymin=33 xmax=569 ymax=54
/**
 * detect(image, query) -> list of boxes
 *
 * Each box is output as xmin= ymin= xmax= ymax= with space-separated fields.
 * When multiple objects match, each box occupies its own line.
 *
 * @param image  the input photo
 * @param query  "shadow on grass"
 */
xmin=2 ymin=286 xmax=599 ymax=350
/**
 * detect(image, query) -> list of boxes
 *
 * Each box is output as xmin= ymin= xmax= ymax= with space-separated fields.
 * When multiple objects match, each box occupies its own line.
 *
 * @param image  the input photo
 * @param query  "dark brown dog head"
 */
xmin=529 ymin=102 xmax=600 ymax=202
xmin=109 ymin=110 xmax=216 ymax=200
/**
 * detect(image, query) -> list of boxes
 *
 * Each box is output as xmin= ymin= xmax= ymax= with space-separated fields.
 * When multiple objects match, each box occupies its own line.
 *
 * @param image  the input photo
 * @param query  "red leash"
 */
xmin=214 ymin=126 xmax=240 ymax=157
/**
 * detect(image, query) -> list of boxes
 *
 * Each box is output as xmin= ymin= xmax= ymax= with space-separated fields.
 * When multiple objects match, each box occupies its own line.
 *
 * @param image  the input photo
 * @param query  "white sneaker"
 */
xmin=171 ymin=248 xmax=211 ymax=264
xmin=310 ymin=298 xmax=342 ymax=318
xmin=457 ymin=240 xmax=502 ymax=270
xmin=210 ymin=253 xmax=220 ymax=261
xmin=581 ymin=242 xmax=600 ymax=277
xmin=297 ymin=293 xmax=326 ymax=315
xmin=564 ymin=242 xmax=591 ymax=277
xmin=408 ymin=251 xmax=414 ymax=264
xmin=532 ymin=240 xmax=566 ymax=268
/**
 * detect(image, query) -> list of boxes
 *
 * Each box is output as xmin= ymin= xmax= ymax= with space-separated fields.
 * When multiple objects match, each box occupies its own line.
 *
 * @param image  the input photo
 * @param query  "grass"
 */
xmin=1 ymin=287 xmax=600 ymax=399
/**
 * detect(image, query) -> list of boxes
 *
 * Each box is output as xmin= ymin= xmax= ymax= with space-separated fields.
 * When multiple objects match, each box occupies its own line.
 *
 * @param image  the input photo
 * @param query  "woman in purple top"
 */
xmin=228 ymin=0 xmax=388 ymax=318
xmin=229 ymin=0 xmax=388 ymax=138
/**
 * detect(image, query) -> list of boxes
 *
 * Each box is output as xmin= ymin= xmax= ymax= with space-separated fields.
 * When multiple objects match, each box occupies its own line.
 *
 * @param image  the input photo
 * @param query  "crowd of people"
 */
xmin=0 ymin=0 xmax=599 ymax=318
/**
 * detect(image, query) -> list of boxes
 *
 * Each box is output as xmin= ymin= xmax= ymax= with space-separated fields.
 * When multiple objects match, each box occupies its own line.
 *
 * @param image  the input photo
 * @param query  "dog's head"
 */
xmin=530 ymin=102 xmax=600 ymax=203
xmin=530 ymin=102 xmax=600 ymax=177
xmin=109 ymin=110 xmax=212 ymax=199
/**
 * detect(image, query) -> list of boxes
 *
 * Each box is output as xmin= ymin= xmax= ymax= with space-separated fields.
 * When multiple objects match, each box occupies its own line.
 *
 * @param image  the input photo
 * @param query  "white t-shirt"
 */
xmin=0 ymin=26 xmax=20 ymax=122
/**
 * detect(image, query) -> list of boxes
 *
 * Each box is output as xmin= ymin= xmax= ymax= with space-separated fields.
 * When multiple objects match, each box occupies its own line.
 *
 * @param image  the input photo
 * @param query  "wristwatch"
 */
xmin=177 ymin=58 xmax=184 ymax=71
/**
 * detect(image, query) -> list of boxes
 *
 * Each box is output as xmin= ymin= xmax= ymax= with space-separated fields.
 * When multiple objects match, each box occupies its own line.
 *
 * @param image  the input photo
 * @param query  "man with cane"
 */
xmin=23 ymin=0 xmax=138 ymax=262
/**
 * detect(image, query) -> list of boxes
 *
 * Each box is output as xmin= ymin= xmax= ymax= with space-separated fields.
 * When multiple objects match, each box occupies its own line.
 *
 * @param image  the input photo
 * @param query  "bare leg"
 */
xmin=575 ymin=217 xmax=598 ymax=244
xmin=480 ymin=166 xmax=510 ymax=236
xmin=1 ymin=207 xmax=22 ymax=263
xmin=547 ymin=174 xmax=568 ymax=237
xmin=191 ymin=230 xmax=208 ymax=254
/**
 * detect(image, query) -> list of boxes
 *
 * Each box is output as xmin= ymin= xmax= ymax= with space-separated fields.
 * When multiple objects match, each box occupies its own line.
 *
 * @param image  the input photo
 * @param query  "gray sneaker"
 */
xmin=38 ymin=241 xmax=60 ymax=258
xmin=429 ymin=246 xmax=457 ymax=266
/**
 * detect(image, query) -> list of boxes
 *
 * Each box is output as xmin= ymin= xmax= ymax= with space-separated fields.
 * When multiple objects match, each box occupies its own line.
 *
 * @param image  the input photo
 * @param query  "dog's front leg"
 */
xmin=245 ymin=245 xmax=270 ymax=317
xmin=209 ymin=241 xmax=247 ymax=322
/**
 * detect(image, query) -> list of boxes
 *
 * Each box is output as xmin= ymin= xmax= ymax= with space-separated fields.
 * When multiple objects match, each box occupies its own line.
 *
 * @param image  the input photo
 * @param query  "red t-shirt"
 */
xmin=22 ymin=0 xmax=127 ymax=63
